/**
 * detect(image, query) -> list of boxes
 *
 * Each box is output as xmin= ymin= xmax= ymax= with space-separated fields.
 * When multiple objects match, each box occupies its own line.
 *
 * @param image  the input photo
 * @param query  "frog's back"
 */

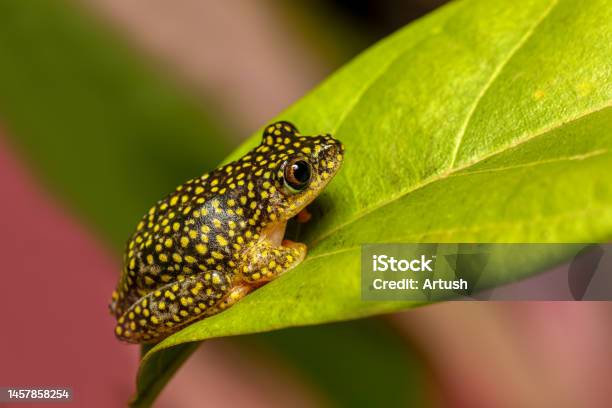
xmin=111 ymin=161 xmax=260 ymax=317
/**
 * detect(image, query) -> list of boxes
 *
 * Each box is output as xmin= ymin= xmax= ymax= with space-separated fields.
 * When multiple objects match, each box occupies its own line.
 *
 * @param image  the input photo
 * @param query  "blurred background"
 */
xmin=1 ymin=0 xmax=611 ymax=406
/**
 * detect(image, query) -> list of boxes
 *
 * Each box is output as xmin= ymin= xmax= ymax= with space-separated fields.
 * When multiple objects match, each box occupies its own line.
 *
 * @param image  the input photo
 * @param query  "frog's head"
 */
xmin=251 ymin=121 xmax=344 ymax=221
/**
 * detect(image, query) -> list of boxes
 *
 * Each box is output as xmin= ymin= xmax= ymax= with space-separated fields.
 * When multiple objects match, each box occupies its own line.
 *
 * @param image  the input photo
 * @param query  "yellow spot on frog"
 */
xmin=216 ymin=235 xmax=228 ymax=246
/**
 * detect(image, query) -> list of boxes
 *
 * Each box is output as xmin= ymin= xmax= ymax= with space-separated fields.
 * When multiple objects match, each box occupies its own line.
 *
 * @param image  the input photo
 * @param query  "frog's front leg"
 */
xmin=204 ymin=241 xmax=307 ymax=316
xmin=114 ymin=270 xmax=232 ymax=343
xmin=240 ymin=240 xmax=307 ymax=284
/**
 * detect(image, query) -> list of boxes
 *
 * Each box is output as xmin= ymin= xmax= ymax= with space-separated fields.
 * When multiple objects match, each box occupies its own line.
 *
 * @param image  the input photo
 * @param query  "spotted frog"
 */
xmin=110 ymin=121 xmax=344 ymax=343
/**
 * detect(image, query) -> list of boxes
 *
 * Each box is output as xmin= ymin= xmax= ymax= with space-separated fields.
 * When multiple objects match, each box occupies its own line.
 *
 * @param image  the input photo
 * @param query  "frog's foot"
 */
xmin=114 ymin=271 xmax=232 ymax=344
xmin=296 ymin=208 xmax=312 ymax=223
xmin=281 ymin=239 xmax=307 ymax=263
xmin=241 ymin=240 xmax=307 ymax=284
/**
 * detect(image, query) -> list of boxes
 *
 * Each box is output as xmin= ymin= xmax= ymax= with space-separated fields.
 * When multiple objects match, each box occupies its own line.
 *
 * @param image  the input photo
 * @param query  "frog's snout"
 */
xmin=324 ymin=134 xmax=344 ymax=153
xmin=329 ymin=138 xmax=345 ymax=157
xmin=317 ymin=134 xmax=345 ymax=168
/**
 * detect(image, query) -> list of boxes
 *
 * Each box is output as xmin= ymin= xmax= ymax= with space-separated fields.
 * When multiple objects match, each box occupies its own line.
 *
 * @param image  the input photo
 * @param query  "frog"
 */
xmin=109 ymin=121 xmax=344 ymax=343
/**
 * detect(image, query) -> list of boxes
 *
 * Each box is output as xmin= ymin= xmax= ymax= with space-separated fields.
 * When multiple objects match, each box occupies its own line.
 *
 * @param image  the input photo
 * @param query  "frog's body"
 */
xmin=110 ymin=122 xmax=343 ymax=343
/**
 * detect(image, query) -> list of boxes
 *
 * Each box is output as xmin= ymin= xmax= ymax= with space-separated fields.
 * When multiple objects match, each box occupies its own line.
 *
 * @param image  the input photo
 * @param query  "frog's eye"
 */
xmin=283 ymin=158 xmax=311 ymax=193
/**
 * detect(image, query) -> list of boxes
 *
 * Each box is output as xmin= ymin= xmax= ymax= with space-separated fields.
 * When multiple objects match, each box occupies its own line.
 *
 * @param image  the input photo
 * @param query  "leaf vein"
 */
xmin=307 ymin=203 xmax=612 ymax=264
xmin=448 ymin=0 xmax=560 ymax=168
xmin=449 ymin=148 xmax=609 ymax=177
xmin=312 ymin=103 xmax=612 ymax=247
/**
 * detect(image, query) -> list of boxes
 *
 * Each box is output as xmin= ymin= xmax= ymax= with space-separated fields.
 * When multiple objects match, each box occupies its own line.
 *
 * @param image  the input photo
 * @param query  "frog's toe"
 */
xmin=296 ymin=208 xmax=312 ymax=223
xmin=281 ymin=240 xmax=307 ymax=262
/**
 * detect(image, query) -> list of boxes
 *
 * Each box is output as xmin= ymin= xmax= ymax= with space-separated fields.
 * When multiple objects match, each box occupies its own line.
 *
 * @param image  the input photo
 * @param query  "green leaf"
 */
xmin=136 ymin=0 xmax=612 ymax=403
